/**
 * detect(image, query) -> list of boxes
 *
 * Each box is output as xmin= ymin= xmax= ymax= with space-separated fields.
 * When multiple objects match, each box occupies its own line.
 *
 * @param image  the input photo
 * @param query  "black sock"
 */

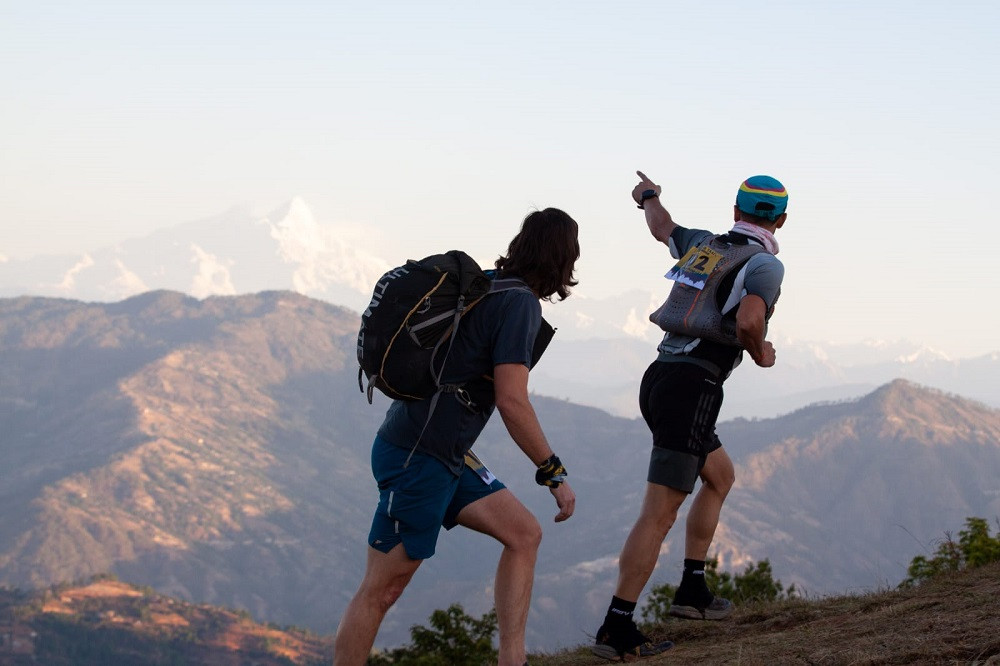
xmin=603 ymin=596 xmax=636 ymax=627
xmin=681 ymin=558 xmax=706 ymax=584
xmin=675 ymin=559 xmax=713 ymax=606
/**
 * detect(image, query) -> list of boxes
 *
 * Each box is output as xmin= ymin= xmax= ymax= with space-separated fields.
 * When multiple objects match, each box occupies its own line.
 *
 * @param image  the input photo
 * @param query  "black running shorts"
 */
xmin=638 ymin=359 xmax=724 ymax=493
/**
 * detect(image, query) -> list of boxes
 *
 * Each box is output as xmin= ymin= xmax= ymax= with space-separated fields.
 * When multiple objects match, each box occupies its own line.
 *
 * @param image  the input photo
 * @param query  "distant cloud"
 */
xmin=57 ymin=254 xmax=95 ymax=292
xmin=190 ymin=244 xmax=236 ymax=298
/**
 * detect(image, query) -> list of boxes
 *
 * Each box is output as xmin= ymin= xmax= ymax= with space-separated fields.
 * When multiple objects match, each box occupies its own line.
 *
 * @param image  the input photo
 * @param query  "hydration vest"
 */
xmin=649 ymin=235 xmax=771 ymax=346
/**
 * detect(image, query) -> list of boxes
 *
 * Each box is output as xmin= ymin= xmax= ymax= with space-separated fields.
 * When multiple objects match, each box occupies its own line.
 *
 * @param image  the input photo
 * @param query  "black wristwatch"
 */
xmin=637 ymin=189 xmax=659 ymax=209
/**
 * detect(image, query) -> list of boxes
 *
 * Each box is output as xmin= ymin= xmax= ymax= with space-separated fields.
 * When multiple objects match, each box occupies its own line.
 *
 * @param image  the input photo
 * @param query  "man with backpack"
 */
xmin=592 ymin=171 xmax=788 ymax=661
xmin=335 ymin=208 xmax=580 ymax=666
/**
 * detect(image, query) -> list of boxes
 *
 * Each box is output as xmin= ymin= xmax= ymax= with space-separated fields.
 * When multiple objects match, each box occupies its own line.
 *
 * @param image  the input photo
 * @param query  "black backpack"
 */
xmin=357 ymin=250 xmax=555 ymax=406
xmin=357 ymin=250 xmax=488 ymax=403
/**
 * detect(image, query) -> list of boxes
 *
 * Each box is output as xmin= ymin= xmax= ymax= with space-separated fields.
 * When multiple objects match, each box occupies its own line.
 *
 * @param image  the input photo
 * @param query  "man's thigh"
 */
xmin=357 ymin=542 xmax=423 ymax=596
xmin=453 ymin=488 xmax=538 ymax=544
xmin=699 ymin=446 xmax=735 ymax=492
xmin=443 ymin=461 xmax=507 ymax=530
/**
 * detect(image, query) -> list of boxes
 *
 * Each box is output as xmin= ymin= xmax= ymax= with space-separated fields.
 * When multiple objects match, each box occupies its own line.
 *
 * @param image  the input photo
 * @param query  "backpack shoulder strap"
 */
xmin=488 ymin=275 xmax=534 ymax=295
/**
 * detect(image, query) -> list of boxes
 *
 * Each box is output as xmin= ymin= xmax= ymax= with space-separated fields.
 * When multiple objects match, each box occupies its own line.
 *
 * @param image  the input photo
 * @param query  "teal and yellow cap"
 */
xmin=736 ymin=175 xmax=788 ymax=221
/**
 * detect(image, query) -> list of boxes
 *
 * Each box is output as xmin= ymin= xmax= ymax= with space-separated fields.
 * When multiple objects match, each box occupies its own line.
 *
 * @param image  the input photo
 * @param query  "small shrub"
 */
xmin=367 ymin=603 xmax=497 ymax=665
xmin=901 ymin=517 xmax=1000 ymax=588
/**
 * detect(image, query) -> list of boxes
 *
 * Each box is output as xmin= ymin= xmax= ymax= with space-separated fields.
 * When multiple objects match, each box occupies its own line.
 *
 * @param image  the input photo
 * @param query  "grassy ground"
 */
xmin=529 ymin=561 xmax=1000 ymax=665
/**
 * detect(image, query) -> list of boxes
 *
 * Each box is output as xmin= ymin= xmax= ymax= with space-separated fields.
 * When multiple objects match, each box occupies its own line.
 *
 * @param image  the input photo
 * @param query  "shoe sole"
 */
xmin=591 ymin=644 xmax=623 ymax=661
xmin=669 ymin=603 xmax=733 ymax=620
xmin=591 ymin=642 xmax=674 ymax=662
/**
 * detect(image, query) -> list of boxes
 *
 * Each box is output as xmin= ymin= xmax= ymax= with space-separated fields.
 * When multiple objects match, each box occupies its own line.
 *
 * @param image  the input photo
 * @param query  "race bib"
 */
xmin=464 ymin=450 xmax=497 ymax=485
xmin=665 ymin=245 xmax=723 ymax=290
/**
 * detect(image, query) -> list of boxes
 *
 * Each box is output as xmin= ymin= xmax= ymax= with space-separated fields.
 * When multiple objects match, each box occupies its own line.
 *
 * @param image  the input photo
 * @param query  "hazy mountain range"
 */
xmin=3 ymin=198 xmax=995 ymax=423
xmin=2 ymin=291 xmax=998 ymax=652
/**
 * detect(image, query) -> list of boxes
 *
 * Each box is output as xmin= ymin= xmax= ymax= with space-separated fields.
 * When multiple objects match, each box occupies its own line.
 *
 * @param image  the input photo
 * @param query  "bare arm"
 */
xmin=494 ymin=363 xmax=552 ymax=464
xmin=632 ymin=170 xmax=677 ymax=245
xmin=735 ymin=294 xmax=776 ymax=367
xmin=494 ymin=363 xmax=575 ymax=522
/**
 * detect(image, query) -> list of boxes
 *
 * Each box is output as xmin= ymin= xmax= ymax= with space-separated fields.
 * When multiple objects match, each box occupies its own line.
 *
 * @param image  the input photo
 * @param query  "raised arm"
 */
xmin=632 ymin=170 xmax=677 ymax=245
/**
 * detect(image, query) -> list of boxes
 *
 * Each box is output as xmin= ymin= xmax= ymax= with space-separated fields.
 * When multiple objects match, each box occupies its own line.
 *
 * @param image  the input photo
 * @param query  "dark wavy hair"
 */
xmin=495 ymin=208 xmax=580 ymax=301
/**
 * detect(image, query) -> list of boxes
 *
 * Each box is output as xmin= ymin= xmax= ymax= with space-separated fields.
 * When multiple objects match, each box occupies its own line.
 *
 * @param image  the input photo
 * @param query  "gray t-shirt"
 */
xmin=377 ymin=287 xmax=541 ymax=475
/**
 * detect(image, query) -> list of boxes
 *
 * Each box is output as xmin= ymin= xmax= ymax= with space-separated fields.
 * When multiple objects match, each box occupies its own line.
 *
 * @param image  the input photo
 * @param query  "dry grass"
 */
xmin=531 ymin=562 xmax=1000 ymax=665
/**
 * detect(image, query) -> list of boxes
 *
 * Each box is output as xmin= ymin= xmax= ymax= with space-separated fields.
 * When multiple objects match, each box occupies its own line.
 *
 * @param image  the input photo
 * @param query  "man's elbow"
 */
xmin=735 ymin=319 xmax=758 ymax=342
xmin=735 ymin=315 xmax=753 ymax=339
xmin=494 ymin=391 xmax=515 ymax=416
xmin=494 ymin=387 xmax=528 ymax=416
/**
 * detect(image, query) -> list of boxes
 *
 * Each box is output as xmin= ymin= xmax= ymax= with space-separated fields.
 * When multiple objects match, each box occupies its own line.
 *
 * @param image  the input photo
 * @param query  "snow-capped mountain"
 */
xmin=0 ymin=198 xmax=389 ymax=312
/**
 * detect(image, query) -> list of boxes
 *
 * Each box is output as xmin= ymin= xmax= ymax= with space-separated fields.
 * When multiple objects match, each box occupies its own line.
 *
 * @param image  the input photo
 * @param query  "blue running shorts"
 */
xmin=368 ymin=436 xmax=506 ymax=560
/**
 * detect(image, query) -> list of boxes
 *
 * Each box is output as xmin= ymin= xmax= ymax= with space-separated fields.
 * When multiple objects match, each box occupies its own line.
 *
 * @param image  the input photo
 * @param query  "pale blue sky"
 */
xmin=2 ymin=1 xmax=998 ymax=356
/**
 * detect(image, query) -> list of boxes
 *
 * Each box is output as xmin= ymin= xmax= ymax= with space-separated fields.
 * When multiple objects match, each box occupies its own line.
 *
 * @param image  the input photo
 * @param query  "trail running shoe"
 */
xmin=591 ymin=621 xmax=674 ymax=661
xmin=668 ymin=595 xmax=734 ymax=620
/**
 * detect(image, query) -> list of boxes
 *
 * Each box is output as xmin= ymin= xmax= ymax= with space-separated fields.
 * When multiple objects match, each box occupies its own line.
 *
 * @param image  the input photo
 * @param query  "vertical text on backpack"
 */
xmin=358 ymin=264 xmax=412 ymax=361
